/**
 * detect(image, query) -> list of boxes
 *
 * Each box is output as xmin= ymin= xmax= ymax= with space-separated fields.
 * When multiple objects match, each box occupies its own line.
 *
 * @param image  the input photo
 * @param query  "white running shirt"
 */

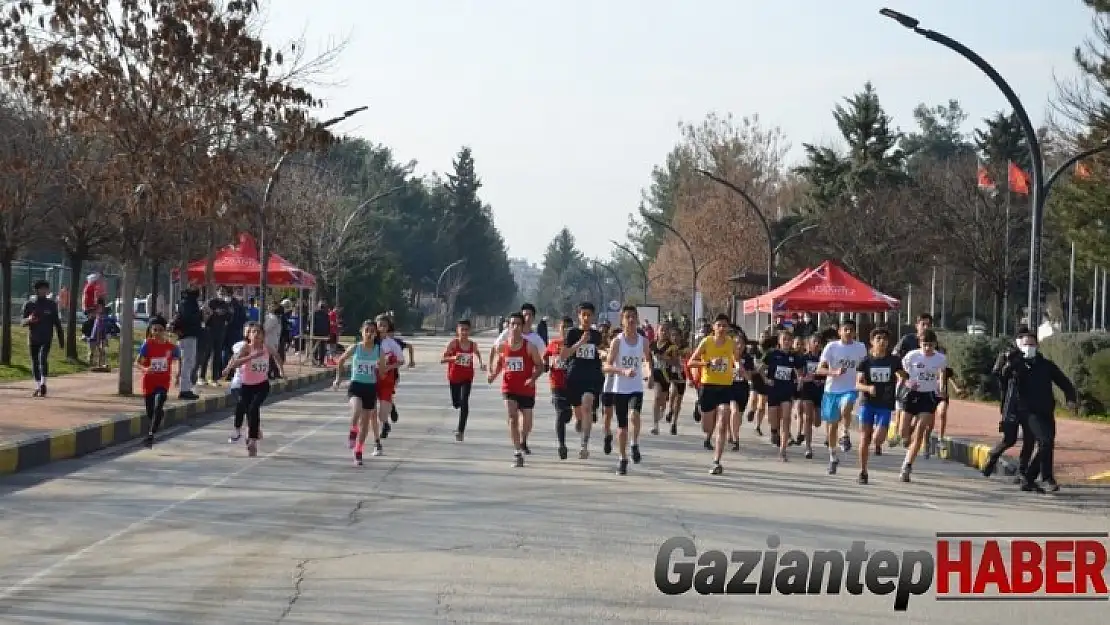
xmin=820 ymin=340 xmax=868 ymax=394
xmin=381 ymin=337 xmax=404 ymax=365
xmin=610 ymin=333 xmax=646 ymax=394
xmin=494 ymin=329 xmax=545 ymax=353
xmin=901 ymin=349 xmax=947 ymax=394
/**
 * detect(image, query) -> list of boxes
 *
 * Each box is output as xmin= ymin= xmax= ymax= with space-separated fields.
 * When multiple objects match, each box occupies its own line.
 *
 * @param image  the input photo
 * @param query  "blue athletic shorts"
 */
xmin=820 ymin=390 xmax=857 ymax=423
xmin=858 ymin=404 xmax=892 ymax=428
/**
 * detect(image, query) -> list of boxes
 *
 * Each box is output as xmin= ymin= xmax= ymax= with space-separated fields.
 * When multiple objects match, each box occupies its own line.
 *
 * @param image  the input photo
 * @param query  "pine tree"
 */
xmin=973 ymin=112 xmax=1029 ymax=169
xmin=443 ymin=147 xmax=517 ymax=313
xmin=536 ymin=228 xmax=589 ymax=316
xmin=795 ymin=82 xmax=906 ymax=206
xmin=903 ymin=100 xmax=975 ymax=172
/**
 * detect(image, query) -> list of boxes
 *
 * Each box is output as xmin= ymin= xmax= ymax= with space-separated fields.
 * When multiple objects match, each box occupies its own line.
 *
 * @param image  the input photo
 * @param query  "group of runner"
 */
xmin=145 ymin=295 xmax=954 ymax=480
xmin=417 ymin=301 xmax=957 ymax=482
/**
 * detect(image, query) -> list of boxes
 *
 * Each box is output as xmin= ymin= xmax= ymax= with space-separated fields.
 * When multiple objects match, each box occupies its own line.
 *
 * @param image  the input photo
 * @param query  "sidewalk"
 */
xmin=0 ymin=362 xmax=331 ymax=475
xmin=934 ymin=400 xmax=1110 ymax=484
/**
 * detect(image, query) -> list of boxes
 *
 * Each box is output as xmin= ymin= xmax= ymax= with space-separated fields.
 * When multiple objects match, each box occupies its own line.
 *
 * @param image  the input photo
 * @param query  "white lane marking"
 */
xmin=0 ymin=411 xmax=345 ymax=602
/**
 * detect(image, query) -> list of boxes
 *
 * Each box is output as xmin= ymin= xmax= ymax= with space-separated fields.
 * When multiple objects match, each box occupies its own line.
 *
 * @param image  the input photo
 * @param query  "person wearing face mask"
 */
xmin=983 ymin=327 xmax=1077 ymax=493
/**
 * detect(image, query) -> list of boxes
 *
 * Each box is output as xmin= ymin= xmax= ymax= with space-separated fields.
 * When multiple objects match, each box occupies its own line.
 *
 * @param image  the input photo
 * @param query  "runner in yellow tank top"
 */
xmin=687 ymin=314 xmax=741 ymax=476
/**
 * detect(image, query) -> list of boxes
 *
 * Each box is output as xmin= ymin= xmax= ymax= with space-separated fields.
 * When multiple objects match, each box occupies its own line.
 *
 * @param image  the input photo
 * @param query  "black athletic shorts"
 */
xmin=698 ymin=384 xmax=733 ymax=413
xmin=731 ymin=382 xmax=750 ymax=409
xmin=749 ymin=375 xmax=768 ymax=396
xmin=612 ymin=392 xmax=644 ymax=429
xmin=766 ymin=384 xmax=795 ymax=407
xmin=651 ymin=369 xmax=669 ymax=389
xmin=904 ymin=391 xmax=938 ymax=417
xmin=503 ymin=392 xmax=536 ymax=410
xmin=566 ymin=378 xmax=603 ymax=407
xmin=601 ymin=391 xmax=615 ymax=408
xmin=347 ymin=381 xmax=378 ymax=409
xmin=800 ymin=383 xmax=823 ymax=404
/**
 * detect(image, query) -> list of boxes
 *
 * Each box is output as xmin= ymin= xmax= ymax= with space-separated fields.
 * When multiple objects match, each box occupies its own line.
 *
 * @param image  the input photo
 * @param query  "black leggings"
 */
xmin=145 ymin=388 xmax=168 ymax=435
xmin=450 ymin=381 xmax=473 ymax=432
xmin=30 ymin=343 xmax=50 ymax=383
xmin=234 ymin=381 xmax=270 ymax=440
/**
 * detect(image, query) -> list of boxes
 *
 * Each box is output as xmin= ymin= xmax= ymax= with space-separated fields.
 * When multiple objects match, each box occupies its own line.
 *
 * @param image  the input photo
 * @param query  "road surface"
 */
xmin=0 ymin=334 xmax=1107 ymax=624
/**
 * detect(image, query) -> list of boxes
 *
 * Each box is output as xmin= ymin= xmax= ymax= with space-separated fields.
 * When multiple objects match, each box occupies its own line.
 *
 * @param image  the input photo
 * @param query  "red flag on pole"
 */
xmin=1008 ymin=161 xmax=1030 ymax=195
xmin=977 ymin=162 xmax=995 ymax=191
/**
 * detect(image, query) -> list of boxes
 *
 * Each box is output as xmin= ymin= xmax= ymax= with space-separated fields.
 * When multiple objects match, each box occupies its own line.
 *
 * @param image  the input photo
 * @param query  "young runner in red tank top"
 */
xmin=487 ymin=312 xmax=543 ymax=467
xmin=441 ymin=319 xmax=485 ymax=441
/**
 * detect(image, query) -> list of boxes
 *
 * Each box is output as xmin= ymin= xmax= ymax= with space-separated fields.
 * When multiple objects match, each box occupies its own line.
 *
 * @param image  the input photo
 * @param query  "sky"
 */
xmin=261 ymin=0 xmax=1095 ymax=266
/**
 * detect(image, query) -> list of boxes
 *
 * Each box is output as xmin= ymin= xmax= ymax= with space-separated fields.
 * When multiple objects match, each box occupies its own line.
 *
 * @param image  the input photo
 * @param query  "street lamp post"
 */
xmin=695 ymin=169 xmax=816 ymax=329
xmin=594 ymin=261 xmax=626 ymax=306
xmin=880 ymin=9 xmax=1054 ymax=329
xmin=258 ymin=106 xmax=369 ymax=314
xmin=611 ymin=240 xmax=652 ymax=301
xmin=332 ymin=185 xmax=404 ymax=308
xmin=434 ymin=258 xmax=467 ymax=333
xmin=643 ymin=214 xmax=714 ymax=344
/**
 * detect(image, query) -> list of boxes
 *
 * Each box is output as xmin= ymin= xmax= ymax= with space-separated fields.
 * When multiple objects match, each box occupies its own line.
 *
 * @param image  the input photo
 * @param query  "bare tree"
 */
xmin=51 ymin=135 xmax=119 ymax=359
xmin=0 ymin=101 xmax=57 ymax=365
xmin=912 ymin=157 xmax=1028 ymax=331
xmin=440 ymin=268 xmax=470 ymax=329
xmin=0 ymin=1 xmax=328 ymax=393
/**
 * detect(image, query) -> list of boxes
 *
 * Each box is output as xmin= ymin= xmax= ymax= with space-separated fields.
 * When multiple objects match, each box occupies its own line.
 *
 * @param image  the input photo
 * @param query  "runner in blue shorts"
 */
xmin=854 ymin=328 xmax=906 ymax=484
xmin=817 ymin=319 xmax=868 ymax=474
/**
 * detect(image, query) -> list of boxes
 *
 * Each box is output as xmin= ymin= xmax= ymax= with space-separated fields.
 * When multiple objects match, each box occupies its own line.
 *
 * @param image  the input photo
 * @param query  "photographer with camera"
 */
xmin=983 ymin=327 xmax=1077 ymax=493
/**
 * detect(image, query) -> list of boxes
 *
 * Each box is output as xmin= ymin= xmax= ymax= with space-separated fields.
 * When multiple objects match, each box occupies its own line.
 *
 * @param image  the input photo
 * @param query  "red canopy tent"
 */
xmin=742 ymin=267 xmax=813 ymax=315
xmin=174 ymin=233 xmax=316 ymax=287
xmin=742 ymin=260 xmax=899 ymax=314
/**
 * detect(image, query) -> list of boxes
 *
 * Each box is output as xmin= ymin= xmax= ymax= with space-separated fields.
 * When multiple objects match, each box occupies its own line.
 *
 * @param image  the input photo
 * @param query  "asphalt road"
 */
xmin=0 ymin=333 xmax=1108 ymax=624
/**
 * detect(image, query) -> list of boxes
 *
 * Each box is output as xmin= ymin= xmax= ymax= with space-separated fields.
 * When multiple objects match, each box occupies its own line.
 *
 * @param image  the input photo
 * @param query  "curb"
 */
xmin=0 ymin=370 xmax=333 ymax=477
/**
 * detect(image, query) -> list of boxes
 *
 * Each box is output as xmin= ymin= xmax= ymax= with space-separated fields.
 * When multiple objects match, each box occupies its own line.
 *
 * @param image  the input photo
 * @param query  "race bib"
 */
xmin=837 ymin=359 xmax=858 ymax=371
xmin=806 ymin=361 xmax=819 ymax=375
xmin=774 ymin=365 xmax=793 ymax=381
xmin=455 ymin=353 xmax=473 ymax=367
xmin=505 ymin=356 xmax=525 ymax=372
xmin=551 ymin=358 xmax=566 ymax=370
xmin=870 ymin=366 xmax=891 ymax=383
xmin=708 ymin=358 xmax=729 ymax=373
xmin=915 ymin=369 xmax=938 ymax=383
xmin=149 ymin=357 xmax=169 ymax=373
xmin=619 ymin=355 xmax=640 ymax=369
xmin=250 ymin=359 xmax=268 ymax=373
xmin=576 ymin=344 xmax=597 ymax=359
xmin=356 ymin=362 xmax=375 ymax=376
xmin=733 ymin=365 xmax=744 ymax=381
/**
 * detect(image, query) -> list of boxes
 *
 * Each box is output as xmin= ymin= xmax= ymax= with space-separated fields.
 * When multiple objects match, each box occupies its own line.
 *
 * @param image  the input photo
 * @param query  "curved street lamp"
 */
xmin=694 ymin=168 xmax=818 ymax=328
xmin=434 ymin=258 xmax=467 ymax=332
xmin=611 ymin=240 xmax=652 ymax=301
xmin=642 ymin=213 xmax=716 ymax=342
xmin=593 ymin=260 xmax=626 ymax=307
xmin=258 ymin=105 xmax=369 ymax=313
xmin=880 ymin=8 xmax=1052 ymax=326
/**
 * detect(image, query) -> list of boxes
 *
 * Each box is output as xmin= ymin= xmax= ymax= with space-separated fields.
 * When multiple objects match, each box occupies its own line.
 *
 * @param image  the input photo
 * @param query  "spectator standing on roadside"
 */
xmin=204 ymin=289 xmax=230 ymax=385
xmin=22 ymin=280 xmax=65 ymax=398
xmin=984 ymin=327 xmax=1077 ymax=493
xmin=279 ymin=299 xmax=293 ymax=363
xmin=312 ymin=301 xmax=331 ymax=365
xmin=224 ymin=290 xmax=248 ymax=375
xmin=173 ymin=285 xmax=202 ymax=400
xmin=247 ymin=296 xmax=260 ymax=323
xmin=264 ymin=303 xmax=284 ymax=379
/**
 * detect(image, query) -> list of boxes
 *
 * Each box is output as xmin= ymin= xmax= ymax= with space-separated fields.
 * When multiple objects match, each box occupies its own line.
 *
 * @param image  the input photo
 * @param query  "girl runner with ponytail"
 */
xmin=223 ymin=322 xmax=283 ymax=457
xmin=334 ymin=320 xmax=388 ymax=465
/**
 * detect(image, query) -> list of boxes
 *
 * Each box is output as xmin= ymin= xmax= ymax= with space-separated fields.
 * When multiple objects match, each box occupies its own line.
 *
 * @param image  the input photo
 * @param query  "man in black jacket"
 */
xmin=984 ymin=328 xmax=1077 ymax=493
xmin=174 ymin=286 xmax=203 ymax=400
xmin=21 ymin=280 xmax=65 ymax=398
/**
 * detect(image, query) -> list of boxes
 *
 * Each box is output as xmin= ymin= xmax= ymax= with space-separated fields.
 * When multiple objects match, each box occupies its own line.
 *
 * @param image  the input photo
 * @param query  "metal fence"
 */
xmin=2 ymin=261 xmax=124 ymax=321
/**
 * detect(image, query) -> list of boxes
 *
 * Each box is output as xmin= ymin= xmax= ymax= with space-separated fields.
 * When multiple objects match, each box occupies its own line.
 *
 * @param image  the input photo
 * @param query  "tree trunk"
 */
xmin=0 ymin=255 xmax=12 ymax=366
xmin=117 ymin=260 xmax=138 ymax=395
xmin=258 ymin=233 xmax=270 ymax=315
xmin=150 ymin=260 xmax=160 ymax=315
xmin=991 ymin=290 xmax=1003 ymax=337
xmin=65 ymin=252 xmax=84 ymax=360
xmin=205 ymin=223 xmax=217 ymax=297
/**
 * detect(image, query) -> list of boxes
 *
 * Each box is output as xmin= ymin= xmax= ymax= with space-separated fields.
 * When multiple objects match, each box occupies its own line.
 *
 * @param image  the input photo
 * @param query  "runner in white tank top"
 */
xmin=602 ymin=306 xmax=654 ymax=475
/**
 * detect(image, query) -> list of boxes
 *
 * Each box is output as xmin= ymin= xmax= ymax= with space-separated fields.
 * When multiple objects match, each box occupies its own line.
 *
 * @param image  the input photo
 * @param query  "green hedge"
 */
xmin=935 ymin=331 xmax=1110 ymax=416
